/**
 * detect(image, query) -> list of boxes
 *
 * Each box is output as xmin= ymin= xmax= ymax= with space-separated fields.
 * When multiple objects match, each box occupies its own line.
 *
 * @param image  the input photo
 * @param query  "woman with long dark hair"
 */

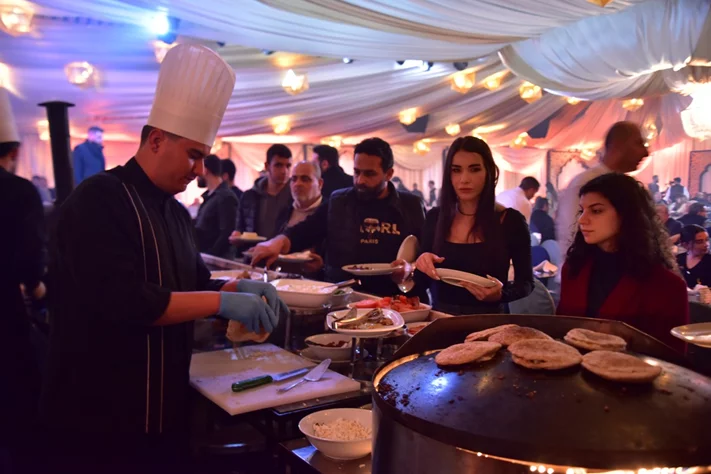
xmin=676 ymin=224 xmax=711 ymax=288
xmin=414 ymin=136 xmax=533 ymax=314
xmin=557 ymin=173 xmax=688 ymax=350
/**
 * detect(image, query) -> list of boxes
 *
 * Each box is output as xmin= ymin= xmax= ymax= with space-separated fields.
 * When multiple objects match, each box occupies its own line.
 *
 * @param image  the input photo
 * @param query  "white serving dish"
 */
xmin=341 ymin=263 xmax=400 ymax=276
xmin=436 ymin=268 xmax=497 ymax=288
xmin=671 ymin=322 xmax=711 ymax=348
xmin=305 ymin=333 xmax=353 ymax=360
xmin=299 ymin=408 xmax=373 ymax=461
xmin=270 ymin=279 xmax=336 ymax=308
xmin=326 ymin=308 xmax=404 ymax=338
xmin=346 ymin=301 xmax=431 ymax=323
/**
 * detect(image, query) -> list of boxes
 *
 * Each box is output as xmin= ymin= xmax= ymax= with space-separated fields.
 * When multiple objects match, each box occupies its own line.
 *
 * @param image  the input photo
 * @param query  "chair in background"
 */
xmin=508 ymin=280 xmax=556 ymax=315
xmin=531 ymin=246 xmax=550 ymax=267
xmin=541 ymin=240 xmax=562 ymax=268
xmin=687 ymin=302 xmax=711 ymax=376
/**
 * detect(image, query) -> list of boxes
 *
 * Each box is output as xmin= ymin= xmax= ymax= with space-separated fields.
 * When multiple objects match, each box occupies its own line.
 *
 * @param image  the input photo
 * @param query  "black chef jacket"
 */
xmin=41 ymin=158 xmax=224 ymax=450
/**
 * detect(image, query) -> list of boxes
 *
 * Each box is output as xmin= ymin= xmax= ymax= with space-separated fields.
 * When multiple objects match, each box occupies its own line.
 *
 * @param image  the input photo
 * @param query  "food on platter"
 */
xmin=509 ymin=339 xmax=582 ymax=370
xmin=276 ymin=282 xmax=334 ymax=294
xmin=488 ymin=326 xmax=552 ymax=347
xmin=312 ymin=418 xmax=372 ymax=441
xmin=406 ymin=322 xmax=430 ymax=337
xmin=226 ymin=321 xmax=269 ymax=343
xmin=581 ymin=351 xmax=662 ymax=383
xmin=242 ymin=232 xmax=259 ymax=239
xmin=335 ymin=308 xmax=394 ymax=330
xmin=353 ymin=295 xmax=424 ymax=312
xmin=465 ymin=324 xmax=520 ymax=342
xmin=564 ymin=328 xmax=627 ymax=352
xmin=348 ymin=264 xmax=372 ymax=270
xmin=435 ymin=341 xmax=502 ymax=367
xmin=309 ymin=339 xmax=349 ymax=348
xmin=279 ymin=250 xmax=314 ymax=261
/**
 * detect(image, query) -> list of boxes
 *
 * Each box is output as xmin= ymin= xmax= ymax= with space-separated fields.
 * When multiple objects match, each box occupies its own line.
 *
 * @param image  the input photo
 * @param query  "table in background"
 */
xmin=278 ymin=438 xmax=371 ymax=474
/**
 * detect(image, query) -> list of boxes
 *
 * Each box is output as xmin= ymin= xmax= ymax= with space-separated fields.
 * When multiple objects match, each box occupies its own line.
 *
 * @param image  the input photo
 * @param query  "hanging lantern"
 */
xmin=1 ymin=5 xmax=33 ymax=35
xmin=281 ymin=69 xmax=309 ymax=95
xmin=511 ymin=132 xmax=529 ymax=149
xmin=621 ymin=98 xmax=644 ymax=111
xmin=482 ymin=71 xmax=507 ymax=91
xmin=64 ymin=61 xmax=96 ymax=87
xmin=587 ymin=0 xmax=614 ymax=6
xmin=681 ymin=85 xmax=711 ymax=140
xmin=519 ymin=82 xmax=542 ymax=103
xmin=37 ymin=119 xmax=49 ymax=141
xmin=643 ymin=122 xmax=658 ymax=141
xmin=566 ymin=97 xmax=582 ymax=105
xmin=320 ymin=136 xmax=342 ymax=148
xmin=451 ymin=70 xmax=476 ymax=94
xmin=271 ymin=116 xmax=291 ymax=135
xmin=413 ymin=140 xmax=431 ymax=155
xmin=580 ymin=149 xmax=596 ymax=160
xmin=399 ymin=108 xmax=418 ymax=126
xmin=445 ymin=123 xmax=461 ymax=136
xmin=211 ymin=137 xmax=223 ymax=154
xmin=153 ymin=40 xmax=177 ymax=64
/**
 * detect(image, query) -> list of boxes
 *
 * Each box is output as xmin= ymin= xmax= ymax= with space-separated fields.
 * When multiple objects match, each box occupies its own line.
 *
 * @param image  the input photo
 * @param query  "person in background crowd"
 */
xmin=496 ymin=176 xmax=540 ymax=223
xmin=411 ymin=182 xmax=424 ymax=202
xmin=656 ymin=203 xmax=682 ymax=244
xmin=428 ymin=180 xmax=437 ymax=206
xmin=391 ymin=176 xmax=408 ymax=192
xmin=678 ymin=202 xmax=707 ymax=228
xmin=414 ymin=136 xmax=533 ymax=315
xmin=72 ymin=125 xmax=106 ymax=185
xmin=558 ymin=173 xmax=687 ymax=351
xmin=236 ymin=144 xmax=293 ymax=239
xmin=648 ymin=175 xmax=660 ymax=195
xmin=220 ymin=158 xmax=242 ymax=200
xmin=676 ymin=224 xmax=711 ymax=289
xmin=0 ymin=88 xmax=45 ymax=468
xmin=250 ymin=138 xmax=426 ymax=298
xmin=665 ymin=177 xmax=689 ymax=202
xmin=556 ymin=121 xmax=649 ymax=257
xmin=530 ymin=196 xmax=556 ymax=243
xmin=313 ymin=144 xmax=351 ymax=199
xmin=195 ymin=155 xmax=239 ymax=259
xmin=670 ymin=195 xmax=689 ymax=216
xmin=32 ymin=175 xmax=53 ymax=204
xmin=653 ymin=192 xmax=666 ymax=205
xmin=694 ymin=192 xmax=710 ymax=207
xmin=41 ymin=45 xmax=285 ymax=472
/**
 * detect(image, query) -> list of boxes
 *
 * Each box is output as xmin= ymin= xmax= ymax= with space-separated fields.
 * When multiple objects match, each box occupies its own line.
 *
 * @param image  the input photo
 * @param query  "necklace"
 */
xmin=456 ymin=203 xmax=475 ymax=216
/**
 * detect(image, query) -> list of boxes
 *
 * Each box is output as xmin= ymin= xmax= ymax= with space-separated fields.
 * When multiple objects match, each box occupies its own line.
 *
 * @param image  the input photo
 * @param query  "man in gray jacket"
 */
xmin=72 ymin=126 xmax=106 ymax=185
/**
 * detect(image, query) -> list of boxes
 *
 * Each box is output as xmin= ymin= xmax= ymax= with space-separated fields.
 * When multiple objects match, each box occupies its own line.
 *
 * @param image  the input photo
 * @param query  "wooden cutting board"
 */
xmin=190 ymin=344 xmax=361 ymax=416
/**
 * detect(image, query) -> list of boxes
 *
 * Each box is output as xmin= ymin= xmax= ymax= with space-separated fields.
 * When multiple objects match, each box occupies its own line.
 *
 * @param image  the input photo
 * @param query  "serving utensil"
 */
xmin=278 ymin=359 xmax=331 ymax=393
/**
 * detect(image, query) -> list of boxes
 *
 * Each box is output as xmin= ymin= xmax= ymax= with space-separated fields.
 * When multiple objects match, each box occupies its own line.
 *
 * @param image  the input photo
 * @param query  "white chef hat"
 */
xmin=0 ymin=88 xmax=20 ymax=144
xmin=147 ymin=44 xmax=235 ymax=147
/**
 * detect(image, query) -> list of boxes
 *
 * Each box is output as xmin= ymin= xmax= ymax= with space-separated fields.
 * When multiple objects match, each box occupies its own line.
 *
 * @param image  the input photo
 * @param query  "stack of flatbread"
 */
xmin=509 ymin=339 xmax=582 ymax=370
xmin=487 ymin=326 xmax=553 ymax=347
xmin=564 ymin=328 xmax=626 ymax=352
xmin=435 ymin=341 xmax=502 ymax=367
xmin=581 ymin=351 xmax=662 ymax=383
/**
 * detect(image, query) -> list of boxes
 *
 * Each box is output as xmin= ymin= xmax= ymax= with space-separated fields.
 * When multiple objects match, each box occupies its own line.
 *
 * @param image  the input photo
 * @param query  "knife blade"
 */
xmin=278 ymin=358 xmax=332 ymax=393
xmin=231 ymin=367 xmax=309 ymax=392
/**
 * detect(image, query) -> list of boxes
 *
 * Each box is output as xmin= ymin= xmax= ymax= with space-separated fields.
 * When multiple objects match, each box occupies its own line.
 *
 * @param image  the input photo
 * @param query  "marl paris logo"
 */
xmin=359 ymin=217 xmax=400 ymax=244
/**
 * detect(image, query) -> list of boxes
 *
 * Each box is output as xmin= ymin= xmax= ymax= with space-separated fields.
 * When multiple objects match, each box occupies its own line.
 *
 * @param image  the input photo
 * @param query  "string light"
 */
xmin=511 ymin=132 xmax=529 ymax=148
xmin=451 ymin=69 xmax=476 ymax=94
xmin=482 ymin=71 xmax=508 ymax=91
xmin=566 ymin=97 xmax=582 ymax=105
xmin=413 ymin=140 xmax=431 ymax=155
xmin=271 ymin=116 xmax=291 ymax=135
xmin=64 ymin=61 xmax=96 ymax=87
xmin=445 ymin=123 xmax=461 ymax=136
xmin=0 ymin=63 xmax=9 ymax=88
xmin=37 ymin=119 xmax=49 ymax=141
xmin=282 ymin=69 xmax=309 ymax=95
xmin=399 ymin=108 xmax=418 ymax=126
xmin=320 ymin=136 xmax=342 ymax=148
xmin=622 ymin=98 xmax=644 ymax=111
xmin=643 ymin=122 xmax=658 ymax=141
xmin=0 ymin=5 xmax=33 ymax=35
xmin=211 ymin=137 xmax=223 ymax=154
xmin=519 ymin=82 xmax=542 ymax=103
xmin=587 ymin=0 xmax=614 ymax=6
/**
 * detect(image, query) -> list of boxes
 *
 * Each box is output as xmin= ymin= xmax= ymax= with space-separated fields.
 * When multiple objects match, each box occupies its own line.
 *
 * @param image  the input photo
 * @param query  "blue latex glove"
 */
xmin=236 ymin=279 xmax=289 ymax=320
xmin=218 ymin=293 xmax=277 ymax=334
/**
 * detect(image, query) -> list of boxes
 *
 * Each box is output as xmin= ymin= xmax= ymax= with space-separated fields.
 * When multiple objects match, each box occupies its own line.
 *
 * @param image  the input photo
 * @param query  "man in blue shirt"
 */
xmin=72 ymin=126 xmax=106 ymax=185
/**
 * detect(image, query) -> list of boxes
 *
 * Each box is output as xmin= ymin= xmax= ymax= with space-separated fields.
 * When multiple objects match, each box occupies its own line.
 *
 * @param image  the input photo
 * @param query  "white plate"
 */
xmin=210 ymin=270 xmax=256 ymax=280
xmin=278 ymin=252 xmax=315 ymax=264
xmin=270 ymin=279 xmax=336 ymax=308
xmin=326 ymin=308 xmax=404 ymax=338
xmin=671 ymin=322 xmax=711 ymax=348
xmin=341 ymin=263 xmax=401 ymax=276
xmin=346 ymin=301 xmax=431 ymax=323
xmin=396 ymin=235 xmax=419 ymax=263
xmin=436 ymin=268 xmax=497 ymax=288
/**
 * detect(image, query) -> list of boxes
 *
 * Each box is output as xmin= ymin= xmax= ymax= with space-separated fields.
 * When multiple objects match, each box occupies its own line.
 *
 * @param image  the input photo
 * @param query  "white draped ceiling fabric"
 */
xmin=2 ymin=0 xmax=710 ymax=202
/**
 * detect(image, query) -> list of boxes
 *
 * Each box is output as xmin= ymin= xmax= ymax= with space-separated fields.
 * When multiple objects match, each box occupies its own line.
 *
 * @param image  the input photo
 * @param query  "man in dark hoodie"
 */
xmin=236 ymin=144 xmax=293 ymax=239
xmin=195 ymin=155 xmax=239 ymax=258
xmin=72 ymin=126 xmax=106 ymax=185
xmin=313 ymin=144 xmax=352 ymax=199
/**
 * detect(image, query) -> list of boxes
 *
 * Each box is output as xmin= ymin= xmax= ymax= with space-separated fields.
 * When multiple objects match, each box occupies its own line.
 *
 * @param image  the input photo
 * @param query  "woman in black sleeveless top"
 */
xmin=415 ymin=136 xmax=533 ymax=314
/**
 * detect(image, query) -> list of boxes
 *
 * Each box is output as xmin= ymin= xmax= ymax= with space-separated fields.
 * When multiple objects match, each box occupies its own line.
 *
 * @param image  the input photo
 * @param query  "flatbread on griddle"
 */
xmin=509 ymin=339 xmax=582 ymax=370
xmin=435 ymin=341 xmax=502 ymax=366
xmin=582 ymin=351 xmax=662 ymax=383
xmin=489 ymin=326 xmax=552 ymax=347
xmin=465 ymin=324 xmax=520 ymax=342
xmin=564 ymin=328 xmax=626 ymax=352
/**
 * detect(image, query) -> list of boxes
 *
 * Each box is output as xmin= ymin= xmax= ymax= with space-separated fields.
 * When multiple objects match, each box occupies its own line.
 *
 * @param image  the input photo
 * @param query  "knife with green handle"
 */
xmin=231 ymin=367 xmax=310 ymax=392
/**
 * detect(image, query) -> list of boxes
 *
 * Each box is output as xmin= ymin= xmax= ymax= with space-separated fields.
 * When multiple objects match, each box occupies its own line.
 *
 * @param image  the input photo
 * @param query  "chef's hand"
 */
xmin=461 ymin=275 xmax=503 ymax=302
xmin=415 ymin=252 xmax=445 ymax=280
xmin=218 ymin=292 xmax=278 ymax=334
xmin=236 ymin=279 xmax=289 ymax=320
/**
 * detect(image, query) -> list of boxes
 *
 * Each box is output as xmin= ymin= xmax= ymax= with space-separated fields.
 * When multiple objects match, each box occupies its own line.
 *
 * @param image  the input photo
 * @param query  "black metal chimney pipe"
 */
xmin=39 ymin=101 xmax=74 ymax=205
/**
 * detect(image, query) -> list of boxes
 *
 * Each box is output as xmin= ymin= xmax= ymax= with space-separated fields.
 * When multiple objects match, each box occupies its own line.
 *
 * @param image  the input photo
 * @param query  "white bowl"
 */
xmin=298 ymin=408 xmax=373 ymax=461
xmin=270 ymin=279 xmax=335 ymax=308
xmin=305 ymin=333 xmax=353 ymax=360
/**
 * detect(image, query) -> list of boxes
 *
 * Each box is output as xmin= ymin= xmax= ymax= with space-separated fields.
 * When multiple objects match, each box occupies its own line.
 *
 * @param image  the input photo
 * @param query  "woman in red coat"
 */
xmin=557 ymin=173 xmax=688 ymax=351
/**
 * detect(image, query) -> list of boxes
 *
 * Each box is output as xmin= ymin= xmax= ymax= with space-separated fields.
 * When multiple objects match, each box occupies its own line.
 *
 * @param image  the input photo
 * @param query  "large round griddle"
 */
xmin=373 ymin=315 xmax=711 ymax=469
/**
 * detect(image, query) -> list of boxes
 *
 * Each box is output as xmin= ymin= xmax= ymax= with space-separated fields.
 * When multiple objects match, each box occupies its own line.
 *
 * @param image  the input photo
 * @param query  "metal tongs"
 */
xmin=321 ymin=279 xmax=361 ymax=292
xmin=333 ymin=308 xmax=383 ymax=329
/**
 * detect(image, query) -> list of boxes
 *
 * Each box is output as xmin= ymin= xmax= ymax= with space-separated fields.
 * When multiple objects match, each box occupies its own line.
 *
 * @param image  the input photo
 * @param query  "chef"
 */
xmin=40 ymin=45 xmax=287 ymax=471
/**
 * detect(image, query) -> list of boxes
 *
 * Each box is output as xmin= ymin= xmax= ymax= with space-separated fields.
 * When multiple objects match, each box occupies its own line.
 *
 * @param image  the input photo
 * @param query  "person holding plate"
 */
xmin=414 ymin=136 xmax=533 ymax=315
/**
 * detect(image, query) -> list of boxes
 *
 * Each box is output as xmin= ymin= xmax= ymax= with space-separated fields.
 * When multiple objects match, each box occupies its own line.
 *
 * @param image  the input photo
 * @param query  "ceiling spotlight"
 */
xmin=216 ymin=42 xmax=226 ymax=48
xmin=453 ymin=62 xmax=469 ymax=71
xmin=419 ymin=61 xmax=434 ymax=71
xmin=396 ymin=60 xmax=406 ymax=66
xmin=262 ymin=50 xmax=274 ymax=55
xmin=148 ymin=14 xmax=180 ymax=44
xmin=342 ymin=58 xmax=354 ymax=64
